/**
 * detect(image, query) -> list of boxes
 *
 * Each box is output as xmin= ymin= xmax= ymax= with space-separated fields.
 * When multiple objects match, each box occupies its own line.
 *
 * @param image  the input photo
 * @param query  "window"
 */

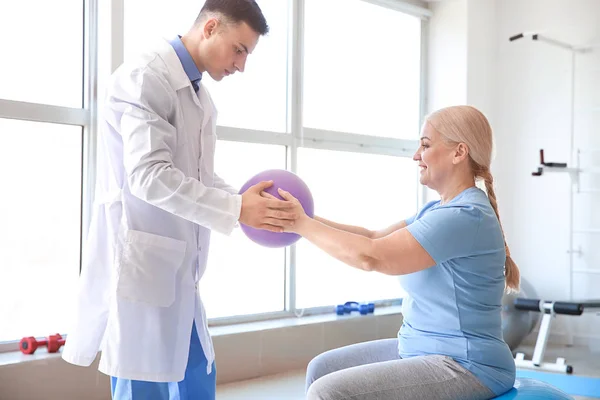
xmin=0 ymin=0 xmax=90 ymax=348
xmin=303 ymin=0 xmax=422 ymax=139
xmin=117 ymin=0 xmax=425 ymax=321
xmin=0 ymin=0 xmax=83 ymax=108
xmin=124 ymin=0 xmax=289 ymax=133
xmin=122 ymin=0 xmax=293 ymax=320
xmin=0 ymin=0 xmax=426 ymax=349
xmin=0 ymin=0 xmax=426 ymax=346
xmin=295 ymin=0 xmax=423 ymax=310
xmin=201 ymin=141 xmax=287 ymax=318
xmin=295 ymin=148 xmax=416 ymax=308
xmin=0 ymin=121 xmax=83 ymax=342
xmin=201 ymin=2 xmax=289 ymax=133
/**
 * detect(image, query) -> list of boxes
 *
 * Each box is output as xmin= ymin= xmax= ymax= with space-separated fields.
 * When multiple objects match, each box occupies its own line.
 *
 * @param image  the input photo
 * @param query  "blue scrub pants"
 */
xmin=110 ymin=323 xmax=216 ymax=400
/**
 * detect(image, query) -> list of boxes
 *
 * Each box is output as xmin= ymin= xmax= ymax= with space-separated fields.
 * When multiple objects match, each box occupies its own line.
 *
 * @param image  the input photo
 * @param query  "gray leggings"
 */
xmin=305 ymin=339 xmax=495 ymax=400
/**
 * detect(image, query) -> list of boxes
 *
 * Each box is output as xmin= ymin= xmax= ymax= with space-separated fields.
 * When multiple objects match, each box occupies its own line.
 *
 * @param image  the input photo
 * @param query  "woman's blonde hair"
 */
xmin=426 ymin=105 xmax=520 ymax=293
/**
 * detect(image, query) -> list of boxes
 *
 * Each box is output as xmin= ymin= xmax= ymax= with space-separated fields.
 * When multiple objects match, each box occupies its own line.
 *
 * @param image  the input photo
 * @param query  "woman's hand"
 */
xmin=260 ymin=188 xmax=311 ymax=233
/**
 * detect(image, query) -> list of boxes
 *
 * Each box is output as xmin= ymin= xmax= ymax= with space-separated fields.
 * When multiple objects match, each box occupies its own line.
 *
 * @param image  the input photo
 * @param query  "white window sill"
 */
xmin=0 ymin=305 xmax=403 ymax=368
xmin=0 ymin=348 xmax=63 ymax=367
xmin=209 ymin=304 xmax=403 ymax=336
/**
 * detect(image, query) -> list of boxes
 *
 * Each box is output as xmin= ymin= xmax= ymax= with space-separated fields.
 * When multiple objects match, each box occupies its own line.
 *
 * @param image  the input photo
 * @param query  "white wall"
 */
xmin=466 ymin=0 xmax=496 ymax=122
xmin=426 ymin=0 xmax=468 ymax=200
xmin=428 ymin=0 xmax=600 ymax=344
xmin=494 ymin=0 xmax=600 ymax=343
xmin=428 ymin=0 xmax=468 ymax=110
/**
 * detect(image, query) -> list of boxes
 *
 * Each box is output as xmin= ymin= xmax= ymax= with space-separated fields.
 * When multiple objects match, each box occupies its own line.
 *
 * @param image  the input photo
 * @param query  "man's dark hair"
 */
xmin=197 ymin=0 xmax=269 ymax=35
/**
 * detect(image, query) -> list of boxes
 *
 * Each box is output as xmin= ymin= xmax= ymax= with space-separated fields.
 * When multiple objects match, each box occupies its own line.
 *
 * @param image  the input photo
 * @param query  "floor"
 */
xmin=218 ymin=369 xmax=306 ymax=399
xmin=217 ymin=344 xmax=600 ymax=400
xmin=516 ymin=343 xmax=600 ymax=400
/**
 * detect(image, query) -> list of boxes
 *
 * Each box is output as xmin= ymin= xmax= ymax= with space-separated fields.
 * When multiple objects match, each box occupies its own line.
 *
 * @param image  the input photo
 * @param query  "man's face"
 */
xmin=200 ymin=19 xmax=260 ymax=81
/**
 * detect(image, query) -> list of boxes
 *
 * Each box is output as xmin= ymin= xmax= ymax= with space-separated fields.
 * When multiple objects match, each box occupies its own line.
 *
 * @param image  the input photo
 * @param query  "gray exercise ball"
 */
xmin=501 ymin=277 xmax=540 ymax=351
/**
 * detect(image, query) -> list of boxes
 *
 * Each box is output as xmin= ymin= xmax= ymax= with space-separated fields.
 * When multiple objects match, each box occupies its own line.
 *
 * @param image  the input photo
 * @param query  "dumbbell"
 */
xmin=19 ymin=334 xmax=66 ymax=355
xmin=336 ymin=301 xmax=375 ymax=316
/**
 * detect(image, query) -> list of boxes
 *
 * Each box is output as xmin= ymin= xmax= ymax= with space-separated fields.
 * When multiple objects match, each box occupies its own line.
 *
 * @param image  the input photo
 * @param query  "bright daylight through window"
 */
xmin=0 ymin=0 xmax=424 ymax=347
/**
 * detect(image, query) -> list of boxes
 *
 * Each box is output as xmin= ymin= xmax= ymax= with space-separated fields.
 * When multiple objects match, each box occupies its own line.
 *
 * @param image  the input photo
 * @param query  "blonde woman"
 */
xmin=273 ymin=106 xmax=518 ymax=400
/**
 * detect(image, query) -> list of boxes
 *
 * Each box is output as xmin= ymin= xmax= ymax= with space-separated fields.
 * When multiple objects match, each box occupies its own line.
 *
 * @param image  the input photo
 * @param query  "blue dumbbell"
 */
xmin=336 ymin=301 xmax=375 ymax=315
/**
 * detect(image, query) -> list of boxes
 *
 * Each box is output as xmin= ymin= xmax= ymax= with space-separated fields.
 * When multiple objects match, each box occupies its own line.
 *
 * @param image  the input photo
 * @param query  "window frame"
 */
xmin=0 ymin=0 xmax=430 ymax=352
xmin=0 ymin=0 xmax=97 ymax=352
xmin=107 ymin=0 xmax=430 ymax=326
xmin=208 ymin=0 xmax=431 ymax=326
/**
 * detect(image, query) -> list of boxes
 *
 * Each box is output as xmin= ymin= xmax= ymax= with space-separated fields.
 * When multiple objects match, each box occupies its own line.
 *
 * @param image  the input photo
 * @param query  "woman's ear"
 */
xmin=453 ymin=143 xmax=469 ymax=164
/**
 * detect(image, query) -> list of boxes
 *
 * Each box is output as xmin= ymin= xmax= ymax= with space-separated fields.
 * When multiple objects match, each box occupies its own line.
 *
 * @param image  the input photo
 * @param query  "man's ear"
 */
xmin=203 ymin=18 xmax=218 ymax=38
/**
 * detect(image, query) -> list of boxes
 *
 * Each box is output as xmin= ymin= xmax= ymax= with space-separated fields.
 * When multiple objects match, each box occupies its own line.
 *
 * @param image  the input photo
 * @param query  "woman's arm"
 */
xmin=278 ymin=189 xmax=434 ymax=275
xmin=372 ymin=220 xmax=408 ymax=239
xmin=313 ymin=217 xmax=408 ymax=239
xmin=294 ymin=217 xmax=434 ymax=275
xmin=314 ymin=216 xmax=374 ymax=238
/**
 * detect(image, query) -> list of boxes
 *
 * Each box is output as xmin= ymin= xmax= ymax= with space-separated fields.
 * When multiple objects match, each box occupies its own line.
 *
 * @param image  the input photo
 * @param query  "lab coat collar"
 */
xmin=156 ymin=38 xmax=196 ymax=93
xmin=169 ymin=35 xmax=202 ymax=90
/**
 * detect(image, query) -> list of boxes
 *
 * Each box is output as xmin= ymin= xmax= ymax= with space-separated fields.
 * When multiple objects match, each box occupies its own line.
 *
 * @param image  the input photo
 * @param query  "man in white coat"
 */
xmin=62 ymin=1 xmax=295 ymax=399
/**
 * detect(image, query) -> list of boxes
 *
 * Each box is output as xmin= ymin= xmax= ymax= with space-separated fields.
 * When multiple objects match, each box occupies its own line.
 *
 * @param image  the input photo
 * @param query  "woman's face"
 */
xmin=413 ymin=122 xmax=457 ymax=190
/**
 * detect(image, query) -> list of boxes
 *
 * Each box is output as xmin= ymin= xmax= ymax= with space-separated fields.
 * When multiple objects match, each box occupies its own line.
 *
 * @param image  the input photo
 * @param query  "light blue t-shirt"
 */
xmin=399 ymin=186 xmax=515 ymax=396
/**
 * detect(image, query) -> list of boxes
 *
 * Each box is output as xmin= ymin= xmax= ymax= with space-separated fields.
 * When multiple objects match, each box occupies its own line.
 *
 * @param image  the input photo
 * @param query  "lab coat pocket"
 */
xmin=117 ymin=230 xmax=187 ymax=307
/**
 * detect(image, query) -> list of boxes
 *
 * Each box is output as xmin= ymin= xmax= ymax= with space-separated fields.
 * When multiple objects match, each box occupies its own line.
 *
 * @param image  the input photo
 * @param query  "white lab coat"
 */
xmin=61 ymin=38 xmax=242 ymax=382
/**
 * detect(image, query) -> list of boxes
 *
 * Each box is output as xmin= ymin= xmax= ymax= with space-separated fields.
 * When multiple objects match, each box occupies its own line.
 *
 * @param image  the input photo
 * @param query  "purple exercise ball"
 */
xmin=239 ymin=169 xmax=315 ymax=248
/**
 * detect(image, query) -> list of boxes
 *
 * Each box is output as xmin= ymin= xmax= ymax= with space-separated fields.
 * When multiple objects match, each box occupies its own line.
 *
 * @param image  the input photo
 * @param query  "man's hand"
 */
xmin=239 ymin=181 xmax=297 ymax=232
